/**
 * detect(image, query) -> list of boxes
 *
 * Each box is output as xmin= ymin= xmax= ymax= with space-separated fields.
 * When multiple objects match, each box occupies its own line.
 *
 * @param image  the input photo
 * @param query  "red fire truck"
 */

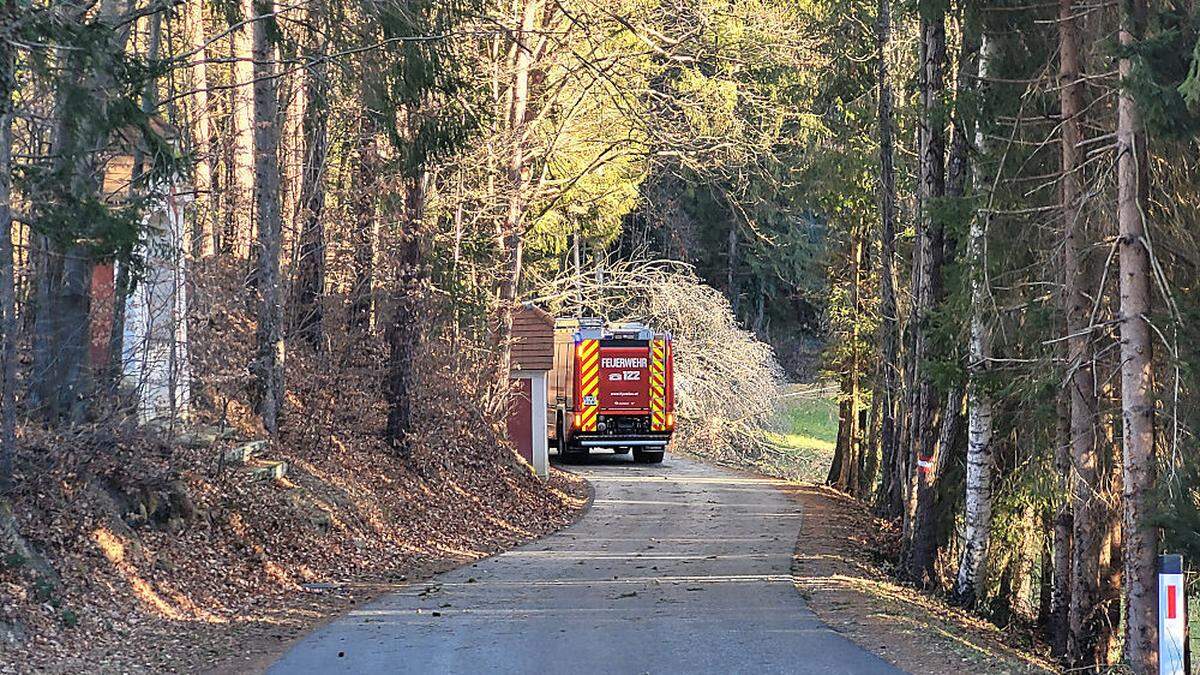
xmin=548 ymin=318 xmax=675 ymax=463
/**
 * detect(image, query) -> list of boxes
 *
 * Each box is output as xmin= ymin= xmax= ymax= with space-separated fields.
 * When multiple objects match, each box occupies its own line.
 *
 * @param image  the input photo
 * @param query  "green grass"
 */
xmin=758 ymin=391 xmax=839 ymax=482
xmin=765 ymin=396 xmax=838 ymax=452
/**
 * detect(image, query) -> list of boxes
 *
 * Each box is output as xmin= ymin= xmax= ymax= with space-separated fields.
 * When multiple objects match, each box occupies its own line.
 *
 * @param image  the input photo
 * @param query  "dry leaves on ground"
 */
xmin=787 ymin=485 xmax=1057 ymax=675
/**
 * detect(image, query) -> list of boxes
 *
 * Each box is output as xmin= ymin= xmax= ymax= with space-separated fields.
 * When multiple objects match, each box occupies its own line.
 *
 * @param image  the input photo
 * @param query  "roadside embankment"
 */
xmin=0 ymin=427 xmax=587 ymax=673
xmin=787 ymin=485 xmax=1056 ymax=674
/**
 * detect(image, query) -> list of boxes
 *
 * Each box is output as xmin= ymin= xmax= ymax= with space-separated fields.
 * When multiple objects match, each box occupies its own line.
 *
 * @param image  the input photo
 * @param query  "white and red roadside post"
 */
xmin=1159 ymin=553 xmax=1186 ymax=675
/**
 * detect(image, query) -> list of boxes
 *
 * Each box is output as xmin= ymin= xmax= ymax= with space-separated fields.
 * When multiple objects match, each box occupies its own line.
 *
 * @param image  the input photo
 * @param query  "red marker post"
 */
xmin=1159 ymin=554 xmax=1186 ymax=675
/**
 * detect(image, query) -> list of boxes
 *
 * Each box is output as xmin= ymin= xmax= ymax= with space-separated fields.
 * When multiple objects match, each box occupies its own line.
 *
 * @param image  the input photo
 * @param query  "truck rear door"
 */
xmin=598 ymin=343 xmax=650 ymax=412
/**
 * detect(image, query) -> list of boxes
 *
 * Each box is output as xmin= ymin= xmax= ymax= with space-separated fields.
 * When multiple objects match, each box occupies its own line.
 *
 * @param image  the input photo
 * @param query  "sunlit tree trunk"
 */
xmin=230 ymin=0 xmax=257 ymax=259
xmin=496 ymin=0 xmax=541 ymax=380
xmin=186 ymin=0 xmax=215 ymax=257
xmin=1116 ymin=0 xmax=1157 ymax=664
xmin=955 ymin=31 xmax=994 ymax=607
xmin=1099 ymin=457 xmax=1124 ymax=664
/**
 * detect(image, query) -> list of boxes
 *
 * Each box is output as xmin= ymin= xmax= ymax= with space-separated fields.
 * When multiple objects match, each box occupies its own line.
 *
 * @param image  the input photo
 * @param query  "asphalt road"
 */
xmin=269 ymin=453 xmax=901 ymax=674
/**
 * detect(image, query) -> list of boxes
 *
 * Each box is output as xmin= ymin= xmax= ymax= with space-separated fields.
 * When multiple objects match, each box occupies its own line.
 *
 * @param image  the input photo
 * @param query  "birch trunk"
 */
xmin=955 ymin=32 xmax=995 ymax=607
xmin=250 ymin=0 xmax=284 ymax=434
xmin=1116 ymin=0 xmax=1157 ymax=664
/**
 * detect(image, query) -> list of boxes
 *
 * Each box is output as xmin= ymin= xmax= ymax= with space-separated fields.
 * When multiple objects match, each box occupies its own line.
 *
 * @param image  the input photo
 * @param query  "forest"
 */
xmin=0 ymin=0 xmax=1198 ymax=671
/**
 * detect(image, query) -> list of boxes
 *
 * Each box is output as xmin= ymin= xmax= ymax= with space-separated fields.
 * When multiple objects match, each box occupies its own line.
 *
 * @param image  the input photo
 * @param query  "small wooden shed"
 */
xmin=507 ymin=304 xmax=554 ymax=478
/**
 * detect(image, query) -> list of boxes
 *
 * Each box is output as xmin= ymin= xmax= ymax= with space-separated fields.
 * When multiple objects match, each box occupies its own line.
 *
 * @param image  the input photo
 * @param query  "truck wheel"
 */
xmin=561 ymin=448 xmax=588 ymax=464
xmin=554 ymin=410 xmax=567 ymax=451
xmin=633 ymin=449 xmax=664 ymax=464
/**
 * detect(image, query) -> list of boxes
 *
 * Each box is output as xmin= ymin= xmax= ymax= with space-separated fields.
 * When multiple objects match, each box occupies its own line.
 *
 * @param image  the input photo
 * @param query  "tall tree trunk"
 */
xmin=0 ymin=8 xmax=16 ymax=486
xmin=250 ymin=0 xmax=284 ymax=434
xmin=496 ymin=0 xmax=540 ymax=381
xmin=292 ymin=41 xmax=328 ymax=348
xmin=727 ymin=225 xmax=739 ymax=315
xmin=873 ymin=0 xmax=903 ymax=519
xmin=830 ymin=231 xmax=863 ymax=494
xmin=1059 ymin=0 xmax=1104 ymax=665
xmin=230 ymin=0 xmax=257 ymax=259
xmin=1116 ymin=0 xmax=1157 ymax=664
xmin=348 ymin=116 xmax=377 ymax=332
xmin=31 ymin=0 xmax=132 ymax=423
xmin=28 ymin=237 xmax=56 ymax=416
xmin=386 ymin=172 xmax=425 ymax=453
xmin=930 ymin=29 xmax=981 ymax=567
xmin=186 ymin=0 xmax=215 ymax=257
xmin=903 ymin=1 xmax=948 ymax=586
xmin=955 ymin=31 xmax=994 ymax=607
xmin=1097 ymin=380 xmax=1123 ymax=662
xmin=1052 ymin=383 xmax=1074 ymax=661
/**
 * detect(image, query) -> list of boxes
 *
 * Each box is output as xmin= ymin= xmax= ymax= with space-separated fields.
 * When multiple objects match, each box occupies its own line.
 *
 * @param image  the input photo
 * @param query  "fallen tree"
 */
xmin=532 ymin=258 xmax=795 ymax=470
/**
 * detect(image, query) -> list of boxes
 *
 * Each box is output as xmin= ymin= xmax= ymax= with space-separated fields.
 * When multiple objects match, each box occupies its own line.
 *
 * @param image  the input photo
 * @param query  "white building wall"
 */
xmin=531 ymin=371 xmax=548 ymax=479
xmin=122 ymin=188 xmax=191 ymax=424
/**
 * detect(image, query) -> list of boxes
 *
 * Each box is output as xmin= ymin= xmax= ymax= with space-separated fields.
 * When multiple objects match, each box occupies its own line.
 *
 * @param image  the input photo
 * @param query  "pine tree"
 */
xmin=250 ymin=0 xmax=285 ymax=434
xmin=1116 ymin=0 xmax=1158 ymax=664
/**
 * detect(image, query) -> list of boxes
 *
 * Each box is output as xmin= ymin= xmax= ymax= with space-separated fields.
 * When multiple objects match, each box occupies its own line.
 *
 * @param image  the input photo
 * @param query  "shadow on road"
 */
xmin=268 ymin=455 xmax=900 ymax=675
xmin=549 ymin=449 xmax=638 ymax=466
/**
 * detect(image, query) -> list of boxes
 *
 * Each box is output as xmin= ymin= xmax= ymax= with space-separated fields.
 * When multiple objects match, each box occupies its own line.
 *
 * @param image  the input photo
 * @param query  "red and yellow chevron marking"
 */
xmin=577 ymin=339 xmax=599 ymax=431
xmin=650 ymin=338 xmax=667 ymax=431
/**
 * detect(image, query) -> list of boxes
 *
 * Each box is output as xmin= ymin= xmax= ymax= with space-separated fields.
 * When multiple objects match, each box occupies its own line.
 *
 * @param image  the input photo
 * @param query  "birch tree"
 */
xmin=955 ymin=32 xmax=995 ymax=607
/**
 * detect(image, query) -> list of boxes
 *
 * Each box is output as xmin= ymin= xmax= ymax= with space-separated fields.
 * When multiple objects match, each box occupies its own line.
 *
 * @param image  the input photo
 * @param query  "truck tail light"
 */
xmin=667 ymin=412 xmax=675 ymax=429
xmin=573 ymin=412 xmax=581 ymax=428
